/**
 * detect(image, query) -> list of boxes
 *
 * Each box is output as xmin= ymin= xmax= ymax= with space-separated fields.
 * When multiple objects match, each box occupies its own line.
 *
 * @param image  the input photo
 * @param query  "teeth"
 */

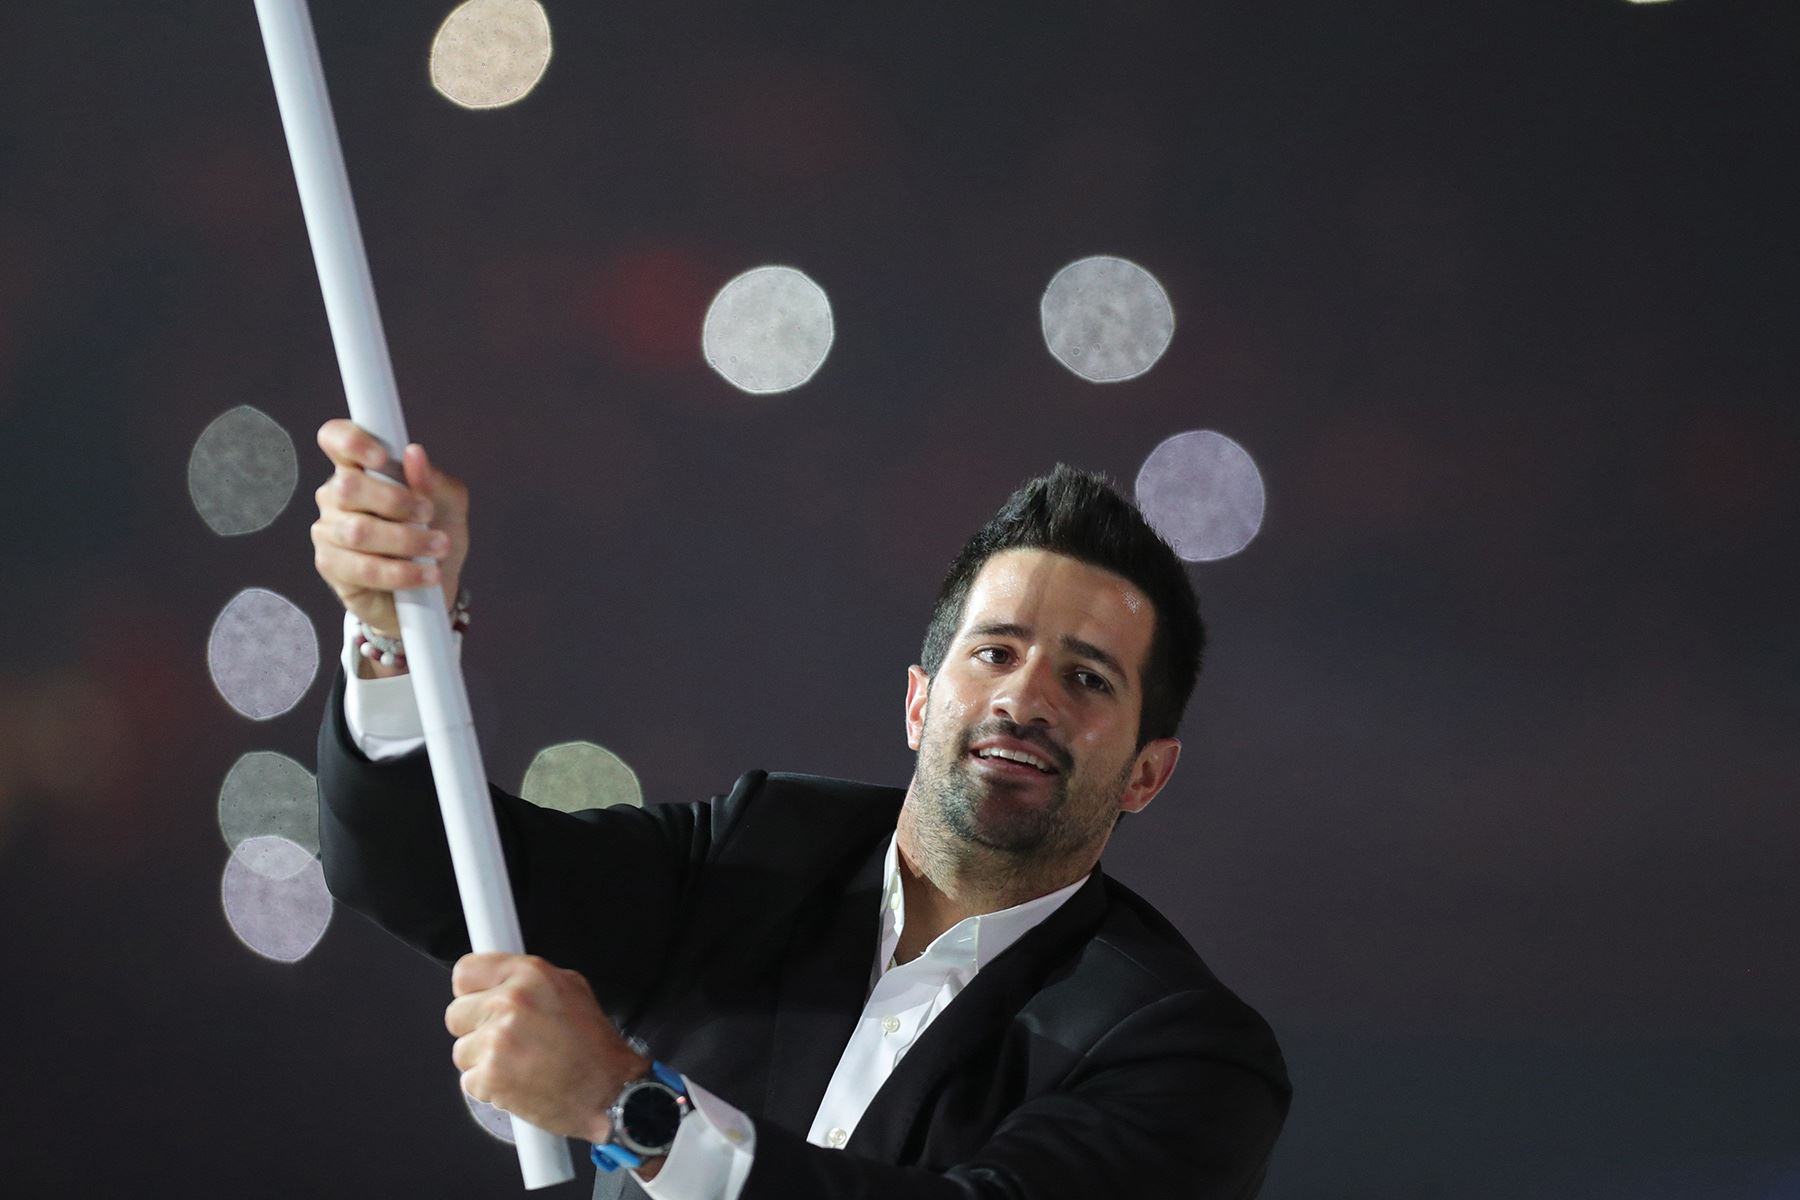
xmin=975 ymin=747 xmax=1053 ymax=772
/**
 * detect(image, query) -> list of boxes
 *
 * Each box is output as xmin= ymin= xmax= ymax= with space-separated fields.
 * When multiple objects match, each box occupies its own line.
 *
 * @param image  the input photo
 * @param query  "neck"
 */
xmin=890 ymin=793 xmax=1094 ymax=964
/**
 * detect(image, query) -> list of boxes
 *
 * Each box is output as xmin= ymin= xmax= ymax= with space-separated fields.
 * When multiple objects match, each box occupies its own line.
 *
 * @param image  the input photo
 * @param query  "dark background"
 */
xmin=2 ymin=1 xmax=1797 ymax=1196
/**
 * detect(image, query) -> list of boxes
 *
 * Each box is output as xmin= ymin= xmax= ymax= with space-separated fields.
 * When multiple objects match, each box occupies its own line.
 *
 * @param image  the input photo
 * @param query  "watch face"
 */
xmin=619 ymin=1083 xmax=682 ymax=1152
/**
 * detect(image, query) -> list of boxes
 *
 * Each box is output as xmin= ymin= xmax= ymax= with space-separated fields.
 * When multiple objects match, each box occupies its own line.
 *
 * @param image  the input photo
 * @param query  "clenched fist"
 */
xmin=446 ymin=953 xmax=654 ymax=1153
xmin=309 ymin=419 xmax=470 ymax=650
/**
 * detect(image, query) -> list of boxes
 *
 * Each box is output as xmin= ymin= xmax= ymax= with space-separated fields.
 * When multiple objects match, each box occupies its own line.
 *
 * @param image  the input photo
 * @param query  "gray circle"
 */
xmin=464 ymin=1092 xmax=516 ymax=1144
xmin=221 ymin=835 xmax=332 ymax=962
xmin=208 ymin=588 xmax=320 ymax=720
xmin=1041 ymin=256 xmax=1175 ymax=383
xmin=219 ymin=751 xmax=319 ymax=859
xmin=1134 ymin=430 xmax=1266 ymax=562
xmin=188 ymin=406 xmax=299 ymax=536
xmin=702 ymin=266 xmax=834 ymax=394
xmin=520 ymin=741 xmax=643 ymax=813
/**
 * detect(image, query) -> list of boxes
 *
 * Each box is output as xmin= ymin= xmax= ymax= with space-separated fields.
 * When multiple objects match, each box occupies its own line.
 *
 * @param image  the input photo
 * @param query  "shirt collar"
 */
xmin=878 ymin=830 xmax=1090 ymax=976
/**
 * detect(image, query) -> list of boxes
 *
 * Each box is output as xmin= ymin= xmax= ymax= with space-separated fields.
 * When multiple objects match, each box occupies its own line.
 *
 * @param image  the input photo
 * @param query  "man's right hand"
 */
xmin=311 ymin=419 xmax=470 ymax=646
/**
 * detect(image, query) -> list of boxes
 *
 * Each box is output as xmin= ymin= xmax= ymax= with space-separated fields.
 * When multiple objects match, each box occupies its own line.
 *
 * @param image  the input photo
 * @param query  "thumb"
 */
xmin=404 ymin=443 xmax=465 ymax=527
xmin=402 ymin=442 xmax=433 ymax=494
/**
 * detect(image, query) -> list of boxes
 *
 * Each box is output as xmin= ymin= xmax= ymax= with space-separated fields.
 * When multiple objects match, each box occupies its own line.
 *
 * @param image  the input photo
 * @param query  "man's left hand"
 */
xmin=446 ymin=953 xmax=650 ymax=1148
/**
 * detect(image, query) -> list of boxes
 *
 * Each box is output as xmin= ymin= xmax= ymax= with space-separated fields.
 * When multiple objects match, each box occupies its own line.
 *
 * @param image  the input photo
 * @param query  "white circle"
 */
xmin=1134 ymin=430 xmax=1266 ymax=562
xmin=520 ymin=741 xmax=643 ymax=812
xmin=188 ymin=406 xmax=298 ymax=536
xmin=208 ymin=588 xmax=320 ymax=720
xmin=1041 ymin=256 xmax=1175 ymax=383
xmin=221 ymin=835 xmax=332 ymax=962
xmin=429 ymin=0 xmax=553 ymax=110
xmin=219 ymin=750 xmax=319 ymax=859
xmin=702 ymin=266 xmax=834 ymax=394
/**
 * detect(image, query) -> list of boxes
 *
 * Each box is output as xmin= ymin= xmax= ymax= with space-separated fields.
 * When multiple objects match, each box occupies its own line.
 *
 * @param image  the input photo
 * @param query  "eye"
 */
xmin=1071 ymin=669 xmax=1112 ymax=694
xmin=974 ymin=645 xmax=1014 ymax=666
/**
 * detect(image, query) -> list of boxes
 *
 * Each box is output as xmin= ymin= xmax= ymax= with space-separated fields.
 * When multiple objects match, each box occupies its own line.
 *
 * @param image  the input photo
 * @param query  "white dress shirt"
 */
xmin=337 ymin=617 xmax=1088 ymax=1198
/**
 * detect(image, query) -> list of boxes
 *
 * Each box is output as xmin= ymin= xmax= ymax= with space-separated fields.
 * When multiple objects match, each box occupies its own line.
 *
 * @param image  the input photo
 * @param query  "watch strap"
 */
xmin=590 ymin=1061 xmax=689 ymax=1174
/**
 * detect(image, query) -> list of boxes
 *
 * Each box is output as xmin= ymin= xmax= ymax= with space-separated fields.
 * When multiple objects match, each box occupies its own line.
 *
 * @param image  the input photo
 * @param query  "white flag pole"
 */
xmin=250 ymin=0 xmax=575 ymax=1188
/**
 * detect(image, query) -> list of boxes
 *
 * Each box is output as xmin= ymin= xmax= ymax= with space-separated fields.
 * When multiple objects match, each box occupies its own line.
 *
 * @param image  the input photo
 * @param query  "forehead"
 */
xmin=958 ymin=548 xmax=1155 ymax=669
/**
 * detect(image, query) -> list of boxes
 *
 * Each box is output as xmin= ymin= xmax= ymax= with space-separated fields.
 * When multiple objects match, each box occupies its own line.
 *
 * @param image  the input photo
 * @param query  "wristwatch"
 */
xmin=590 ymin=1061 xmax=692 ymax=1173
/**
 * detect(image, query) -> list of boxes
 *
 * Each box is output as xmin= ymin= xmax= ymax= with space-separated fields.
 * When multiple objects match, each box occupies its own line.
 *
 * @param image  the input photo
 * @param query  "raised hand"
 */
xmin=310 ymin=418 xmax=470 ymax=640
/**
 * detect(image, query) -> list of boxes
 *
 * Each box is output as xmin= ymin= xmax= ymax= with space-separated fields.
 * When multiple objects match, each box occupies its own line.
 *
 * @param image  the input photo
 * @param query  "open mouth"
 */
xmin=968 ymin=745 xmax=1060 ymax=776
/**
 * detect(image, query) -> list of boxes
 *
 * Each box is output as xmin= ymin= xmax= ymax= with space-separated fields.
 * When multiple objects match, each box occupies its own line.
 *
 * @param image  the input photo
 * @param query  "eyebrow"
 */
xmin=964 ymin=622 xmax=1133 ymax=692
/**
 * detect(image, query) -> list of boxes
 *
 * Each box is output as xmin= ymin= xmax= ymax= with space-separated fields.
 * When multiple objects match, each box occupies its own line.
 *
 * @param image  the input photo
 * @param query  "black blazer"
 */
xmin=317 ymin=669 xmax=1290 ymax=1199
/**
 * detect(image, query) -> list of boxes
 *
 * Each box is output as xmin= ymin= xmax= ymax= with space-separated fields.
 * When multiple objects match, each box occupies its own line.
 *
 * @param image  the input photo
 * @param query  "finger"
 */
xmin=452 ymin=951 xmax=523 ymax=997
xmin=318 ymin=508 xmax=448 ymax=561
xmin=316 ymin=419 xmax=390 ymax=471
xmin=311 ymin=541 xmax=441 ymax=592
xmin=445 ymin=992 xmax=480 ymax=1037
xmin=320 ymin=466 xmax=433 ymax=525
xmin=405 ymin=443 xmax=465 ymax=527
xmin=451 ymin=1031 xmax=482 ymax=1072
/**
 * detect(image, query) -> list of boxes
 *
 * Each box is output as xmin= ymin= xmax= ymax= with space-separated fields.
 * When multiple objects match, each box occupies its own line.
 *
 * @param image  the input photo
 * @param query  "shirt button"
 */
xmin=880 ymin=1015 xmax=901 ymax=1035
xmin=827 ymin=1128 xmax=848 ymax=1148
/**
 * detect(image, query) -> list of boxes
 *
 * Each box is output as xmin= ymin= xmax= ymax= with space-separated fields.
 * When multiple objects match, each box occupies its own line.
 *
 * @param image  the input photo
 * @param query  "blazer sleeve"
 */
xmin=737 ymin=990 xmax=1287 ymax=1200
xmin=315 ymin=664 xmax=759 ymax=1022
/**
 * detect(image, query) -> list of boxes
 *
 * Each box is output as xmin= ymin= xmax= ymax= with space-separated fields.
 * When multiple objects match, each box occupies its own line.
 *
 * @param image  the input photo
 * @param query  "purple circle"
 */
xmin=207 ymin=588 xmax=319 ymax=720
xmin=1134 ymin=430 xmax=1266 ymax=562
xmin=221 ymin=835 xmax=332 ymax=962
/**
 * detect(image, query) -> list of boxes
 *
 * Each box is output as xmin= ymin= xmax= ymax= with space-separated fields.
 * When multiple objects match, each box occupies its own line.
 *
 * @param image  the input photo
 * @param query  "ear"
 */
xmin=1118 ymin=737 xmax=1181 ymax=816
xmin=904 ymin=665 xmax=930 ymax=751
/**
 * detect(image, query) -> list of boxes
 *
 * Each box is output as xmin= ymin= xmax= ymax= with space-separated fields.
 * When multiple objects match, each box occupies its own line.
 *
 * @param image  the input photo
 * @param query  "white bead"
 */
xmin=380 ymin=651 xmax=398 ymax=666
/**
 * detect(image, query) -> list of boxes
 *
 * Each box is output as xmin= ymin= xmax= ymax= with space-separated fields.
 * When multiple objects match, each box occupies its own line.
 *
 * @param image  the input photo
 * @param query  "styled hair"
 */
xmin=919 ymin=465 xmax=1204 ymax=746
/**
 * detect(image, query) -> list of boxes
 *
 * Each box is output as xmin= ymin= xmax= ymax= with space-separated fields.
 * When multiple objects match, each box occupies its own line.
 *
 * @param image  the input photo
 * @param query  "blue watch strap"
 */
xmin=591 ymin=1142 xmax=644 ymax=1173
xmin=589 ymin=1061 xmax=689 ymax=1174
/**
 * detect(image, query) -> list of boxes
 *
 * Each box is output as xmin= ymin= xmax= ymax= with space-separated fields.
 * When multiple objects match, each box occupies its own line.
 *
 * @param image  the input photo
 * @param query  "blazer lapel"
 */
xmin=847 ymin=869 xmax=1109 ymax=1163
xmin=760 ymin=831 xmax=889 ymax=1134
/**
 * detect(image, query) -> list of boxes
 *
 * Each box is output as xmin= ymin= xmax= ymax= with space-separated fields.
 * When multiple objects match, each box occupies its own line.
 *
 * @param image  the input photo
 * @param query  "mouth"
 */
xmin=966 ymin=740 xmax=1062 ymax=779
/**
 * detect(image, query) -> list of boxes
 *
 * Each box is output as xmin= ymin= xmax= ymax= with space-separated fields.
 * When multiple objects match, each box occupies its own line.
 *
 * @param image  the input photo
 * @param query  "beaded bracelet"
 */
xmin=355 ymin=586 xmax=471 ymax=667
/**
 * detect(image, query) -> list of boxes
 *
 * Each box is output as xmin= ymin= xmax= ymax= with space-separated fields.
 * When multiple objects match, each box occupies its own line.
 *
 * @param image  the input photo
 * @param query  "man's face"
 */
xmin=904 ymin=548 xmax=1181 ymax=863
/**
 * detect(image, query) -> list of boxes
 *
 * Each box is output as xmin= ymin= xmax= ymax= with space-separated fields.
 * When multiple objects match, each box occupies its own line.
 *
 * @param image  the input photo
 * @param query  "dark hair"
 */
xmin=919 ymin=465 xmax=1204 ymax=746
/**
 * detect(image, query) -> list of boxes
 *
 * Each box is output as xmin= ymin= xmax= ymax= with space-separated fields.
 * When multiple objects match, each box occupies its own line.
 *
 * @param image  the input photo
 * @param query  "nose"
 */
xmin=991 ymin=652 xmax=1060 ymax=728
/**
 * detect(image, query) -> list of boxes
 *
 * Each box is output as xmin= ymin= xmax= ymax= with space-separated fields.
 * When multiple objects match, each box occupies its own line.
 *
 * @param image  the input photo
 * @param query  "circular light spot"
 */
xmin=464 ymin=1092 xmax=516 ymax=1144
xmin=221 ymin=835 xmax=332 ymax=962
xmin=219 ymin=751 xmax=319 ymax=859
xmin=1040 ymin=256 xmax=1175 ymax=383
xmin=430 ymin=0 xmax=553 ymax=110
xmin=702 ymin=266 xmax=834 ymax=394
xmin=188 ymin=406 xmax=299 ymax=536
xmin=208 ymin=588 xmax=320 ymax=720
xmin=520 ymin=741 xmax=643 ymax=813
xmin=1134 ymin=430 xmax=1267 ymax=562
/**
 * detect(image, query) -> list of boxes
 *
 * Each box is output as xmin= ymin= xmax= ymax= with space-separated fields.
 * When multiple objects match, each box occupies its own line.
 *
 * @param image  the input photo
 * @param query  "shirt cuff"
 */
xmin=635 ymin=1076 xmax=756 ymax=1200
xmin=339 ymin=612 xmax=461 ymax=762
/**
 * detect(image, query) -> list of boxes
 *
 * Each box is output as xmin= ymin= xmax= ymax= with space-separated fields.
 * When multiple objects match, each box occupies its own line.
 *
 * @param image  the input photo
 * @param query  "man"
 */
xmin=310 ymin=420 xmax=1290 ymax=1198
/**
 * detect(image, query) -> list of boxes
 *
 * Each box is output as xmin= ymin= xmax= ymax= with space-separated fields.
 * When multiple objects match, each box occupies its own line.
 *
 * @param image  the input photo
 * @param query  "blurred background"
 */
xmin=1 ymin=1 xmax=1796 ymax=1196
